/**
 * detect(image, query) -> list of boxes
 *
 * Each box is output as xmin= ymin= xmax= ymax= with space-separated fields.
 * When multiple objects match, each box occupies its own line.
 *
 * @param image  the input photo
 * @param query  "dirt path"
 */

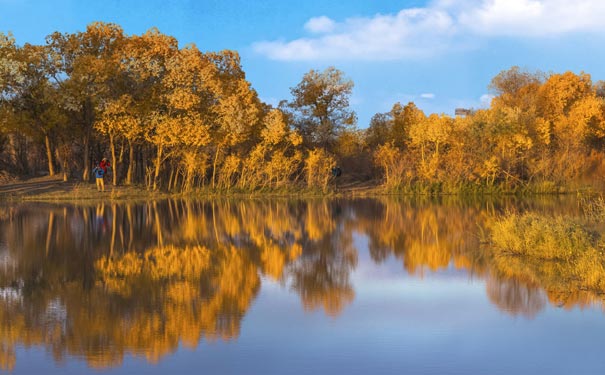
xmin=0 ymin=176 xmax=75 ymax=197
xmin=0 ymin=176 xmax=382 ymax=200
xmin=336 ymin=179 xmax=380 ymax=193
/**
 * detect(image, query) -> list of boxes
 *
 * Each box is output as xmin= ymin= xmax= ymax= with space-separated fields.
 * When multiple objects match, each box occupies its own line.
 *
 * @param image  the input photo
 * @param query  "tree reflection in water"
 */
xmin=0 ymin=196 xmax=601 ymax=370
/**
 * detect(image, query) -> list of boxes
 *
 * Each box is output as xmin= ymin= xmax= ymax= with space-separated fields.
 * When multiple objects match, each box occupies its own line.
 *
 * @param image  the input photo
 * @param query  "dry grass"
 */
xmin=0 ymin=177 xmax=167 ymax=202
xmin=489 ymin=212 xmax=605 ymax=296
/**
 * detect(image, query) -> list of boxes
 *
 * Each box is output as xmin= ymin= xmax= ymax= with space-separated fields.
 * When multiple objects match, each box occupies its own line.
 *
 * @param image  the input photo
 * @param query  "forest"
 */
xmin=2 ymin=22 xmax=605 ymax=194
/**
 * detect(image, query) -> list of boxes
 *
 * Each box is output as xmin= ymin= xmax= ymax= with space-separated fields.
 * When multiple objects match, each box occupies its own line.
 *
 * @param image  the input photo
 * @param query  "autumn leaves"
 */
xmin=2 ymin=23 xmax=605 ymax=193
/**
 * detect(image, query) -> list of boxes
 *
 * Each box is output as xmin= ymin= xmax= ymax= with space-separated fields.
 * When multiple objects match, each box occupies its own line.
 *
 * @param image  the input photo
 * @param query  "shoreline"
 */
xmin=0 ymin=175 xmax=598 ymax=202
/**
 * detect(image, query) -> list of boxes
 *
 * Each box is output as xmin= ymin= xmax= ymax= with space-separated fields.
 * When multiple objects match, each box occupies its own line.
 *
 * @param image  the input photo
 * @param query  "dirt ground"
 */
xmin=0 ymin=175 xmax=380 ymax=201
xmin=0 ymin=175 xmax=75 ymax=197
xmin=0 ymin=175 xmax=148 ymax=201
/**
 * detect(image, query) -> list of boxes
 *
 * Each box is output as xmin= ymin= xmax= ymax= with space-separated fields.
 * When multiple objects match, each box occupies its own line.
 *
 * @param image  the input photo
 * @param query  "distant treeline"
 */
xmin=1 ymin=22 xmax=605 ymax=193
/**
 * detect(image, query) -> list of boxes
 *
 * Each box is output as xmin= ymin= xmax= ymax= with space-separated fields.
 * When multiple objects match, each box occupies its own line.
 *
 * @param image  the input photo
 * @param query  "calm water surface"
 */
xmin=1 ymin=197 xmax=604 ymax=374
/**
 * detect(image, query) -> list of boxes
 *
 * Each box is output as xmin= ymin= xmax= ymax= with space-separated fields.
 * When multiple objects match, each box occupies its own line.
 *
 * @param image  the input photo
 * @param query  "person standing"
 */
xmin=100 ymin=158 xmax=111 ymax=182
xmin=92 ymin=163 xmax=105 ymax=192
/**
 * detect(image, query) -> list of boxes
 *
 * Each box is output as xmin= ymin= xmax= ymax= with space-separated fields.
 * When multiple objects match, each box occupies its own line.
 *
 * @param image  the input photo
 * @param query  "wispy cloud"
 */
xmin=253 ymin=7 xmax=456 ymax=61
xmin=420 ymin=93 xmax=436 ymax=99
xmin=304 ymin=16 xmax=336 ymax=33
xmin=480 ymin=93 xmax=495 ymax=107
xmin=253 ymin=0 xmax=605 ymax=61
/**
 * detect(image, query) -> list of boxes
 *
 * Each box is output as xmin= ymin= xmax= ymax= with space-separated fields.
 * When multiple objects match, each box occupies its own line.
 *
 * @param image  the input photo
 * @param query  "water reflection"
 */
xmin=0 ymin=196 xmax=600 ymax=370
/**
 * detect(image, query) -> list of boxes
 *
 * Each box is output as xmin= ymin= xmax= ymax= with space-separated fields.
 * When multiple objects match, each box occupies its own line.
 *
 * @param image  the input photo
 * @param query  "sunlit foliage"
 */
xmin=305 ymin=148 xmax=336 ymax=192
xmin=3 ymin=22 xmax=605 ymax=192
xmin=368 ymin=67 xmax=605 ymax=192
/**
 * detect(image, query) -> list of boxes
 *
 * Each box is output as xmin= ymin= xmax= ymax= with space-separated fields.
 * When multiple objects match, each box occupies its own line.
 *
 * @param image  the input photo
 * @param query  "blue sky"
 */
xmin=2 ymin=0 xmax=605 ymax=127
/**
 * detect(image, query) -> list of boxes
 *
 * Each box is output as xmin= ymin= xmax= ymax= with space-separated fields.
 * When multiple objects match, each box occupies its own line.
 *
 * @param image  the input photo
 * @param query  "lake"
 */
xmin=1 ymin=197 xmax=604 ymax=374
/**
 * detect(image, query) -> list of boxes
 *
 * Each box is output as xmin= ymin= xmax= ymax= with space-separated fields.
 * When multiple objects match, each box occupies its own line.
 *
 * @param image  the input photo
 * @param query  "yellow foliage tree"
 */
xmin=305 ymin=148 xmax=336 ymax=192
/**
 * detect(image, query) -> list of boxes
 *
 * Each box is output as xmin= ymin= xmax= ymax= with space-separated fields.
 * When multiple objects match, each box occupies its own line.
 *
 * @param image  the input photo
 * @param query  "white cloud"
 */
xmin=253 ymin=0 xmax=605 ymax=61
xmin=480 ymin=93 xmax=495 ymax=106
xmin=421 ymin=93 xmax=436 ymax=99
xmin=253 ymin=7 xmax=456 ymax=61
xmin=304 ymin=16 xmax=336 ymax=33
xmin=459 ymin=0 xmax=605 ymax=36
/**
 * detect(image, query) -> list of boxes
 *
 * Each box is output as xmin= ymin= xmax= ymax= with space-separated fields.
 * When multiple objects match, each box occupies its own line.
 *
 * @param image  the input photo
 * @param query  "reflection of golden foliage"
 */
xmin=0 ymin=343 xmax=16 ymax=371
xmin=357 ymin=200 xmax=486 ymax=276
xmin=302 ymin=286 xmax=355 ymax=318
xmin=167 ymin=281 xmax=198 ymax=303
xmin=261 ymin=244 xmax=303 ymax=281
xmin=96 ymin=245 xmax=210 ymax=282
xmin=305 ymin=201 xmax=335 ymax=241
xmin=7 ymin=198 xmax=601 ymax=371
xmin=404 ymin=242 xmax=450 ymax=275
xmin=486 ymin=277 xmax=546 ymax=319
xmin=261 ymin=245 xmax=286 ymax=281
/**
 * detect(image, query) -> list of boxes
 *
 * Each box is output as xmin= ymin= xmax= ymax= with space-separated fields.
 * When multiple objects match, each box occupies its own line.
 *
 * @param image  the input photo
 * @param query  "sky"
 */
xmin=2 ymin=0 xmax=605 ymax=127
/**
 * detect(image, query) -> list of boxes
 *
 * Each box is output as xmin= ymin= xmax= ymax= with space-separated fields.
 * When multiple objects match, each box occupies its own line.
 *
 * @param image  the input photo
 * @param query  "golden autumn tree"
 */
xmin=205 ymin=51 xmax=261 ymax=190
xmin=143 ymin=44 xmax=218 ymax=190
xmin=305 ymin=148 xmax=336 ymax=191
xmin=390 ymin=101 xmax=426 ymax=149
xmin=113 ymin=29 xmax=179 ymax=185
xmin=46 ymin=22 xmax=125 ymax=181
xmin=409 ymin=113 xmax=453 ymax=181
xmin=536 ymin=72 xmax=603 ymax=180
xmin=374 ymin=142 xmax=409 ymax=188
xmin=95 ymin=95 xmax=135 ymax=185
xmin=239 ymin=108 xmax=302 ymax=189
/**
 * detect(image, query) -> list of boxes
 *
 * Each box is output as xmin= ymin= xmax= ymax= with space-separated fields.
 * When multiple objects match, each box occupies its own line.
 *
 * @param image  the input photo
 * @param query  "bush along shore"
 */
xmin=486 ymin=206 xmax=605 ymax=308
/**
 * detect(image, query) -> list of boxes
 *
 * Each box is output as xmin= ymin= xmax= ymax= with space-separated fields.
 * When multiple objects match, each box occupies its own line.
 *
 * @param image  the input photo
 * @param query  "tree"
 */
xmin=1 ymin=35 xmax=71 ymax=177
xmin=390 ymin=102 xmax=425 ymax=149
xmin=305 ymin=148 xmax=336 ymax=191
xmin=238 ymin=108 xmax=302 ymax=189
xmin=366 ymin=112 xmax=391 ymax=149
xmin=289 ymin=67 xmax=356 ymax=151
xmin=46 ymin=22 xmax=125 ymax=181
xmin=207 ymin=51 xmax=261 ymax=189
xmin=536 ymin=72 xmax=602 ymax=180
xmin=409 ymin=113 xmax=453 ymax=181
xmin=146 ymin=44 xmax=216 ymax=190
xmin=374 ymin=142 xmax=408 ymax=188
xmin=118 ymin=28 xmax=178 ymax=185
xmin=489 ymin=66 xmax=543 ymax=110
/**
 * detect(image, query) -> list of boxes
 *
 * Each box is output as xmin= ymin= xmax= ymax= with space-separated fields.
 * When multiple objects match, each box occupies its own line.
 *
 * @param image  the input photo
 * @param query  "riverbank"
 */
xmin=0 ymin=176 xmax=168 ymax=201
xmin=0 ymin=175 xmax=383 ymax=201
xmin=1 ymin=175 xmax=599 ymax=202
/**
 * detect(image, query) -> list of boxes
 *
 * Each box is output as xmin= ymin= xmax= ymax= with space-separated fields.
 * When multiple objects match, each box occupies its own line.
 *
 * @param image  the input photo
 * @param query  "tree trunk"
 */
xmin=212 ymin=144 xmax=221 ymax=189
xmin=126 ymin=141 xmax=134 ymax=185
xmin=55 ymin=146 xmax=68 ymax=181
xmin=83 ymin=134 xmax=90 ymax=181
xmin=153 ymin=144 xmax=163 ymax=191
xmin=82 ymin=99 xmax=94 ymax=181
xmin=44 ymin=134 xmax=55 ymax=177
xmin=110 ymin=134 xmax=117 ymax=186
xmin=168 ymin=168 xmax=175 ymax=191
